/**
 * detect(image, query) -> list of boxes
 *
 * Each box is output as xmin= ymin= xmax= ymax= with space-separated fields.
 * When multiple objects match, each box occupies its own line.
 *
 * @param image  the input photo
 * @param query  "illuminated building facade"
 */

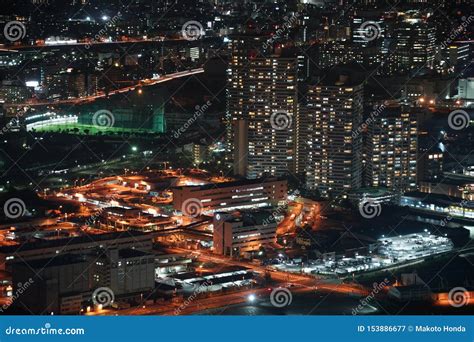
xmin=366 ymin=105 xmax=418 ymax=193
xmin=226 ymin=34 xmax=298 ymax=178
xmin=394 ymin=18 xmax=436 ymax=73
xmin=213 ymin=211 xmax=277 ymax=257
xmin=172 ymin=178 xmax=287 ymax=213
xmin=305 ymin=80 xmax=364 ymax=196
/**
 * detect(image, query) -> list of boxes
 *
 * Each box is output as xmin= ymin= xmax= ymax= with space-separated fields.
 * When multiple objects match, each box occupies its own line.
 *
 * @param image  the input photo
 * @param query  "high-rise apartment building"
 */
xmin=226 ymin=33 xmax=298 ymax=179
xmin=366 ymin=105 xmax=418 ymax=193
xmin=305 ymin=76 xmax=364 ymax=196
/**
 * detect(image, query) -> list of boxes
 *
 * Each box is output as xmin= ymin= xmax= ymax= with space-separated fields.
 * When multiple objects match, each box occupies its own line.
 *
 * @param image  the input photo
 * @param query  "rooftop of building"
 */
xmin=173 ymin=176 xmax=286 ymax=191
xmin=104 ymin=207 xmax=141 ymax=214
xmin=216 ymin=209 xmax=277 ymax=226
xmin=14 ymin=253 xmax=87 ymax=269
xmin=0 ymin=230 xmax=152 ymax=254
xmin=349 ymin=187 xmax=393 ymax=196
xmin=309 ymin=63 xmax=368 ymax=87
xmin=403 ymin=191 xmax=473 ymax=208
xmin=419 ymin=176 xmax=474 ymax=187
xmin=119 ymin=248 xmax=152 ymax=259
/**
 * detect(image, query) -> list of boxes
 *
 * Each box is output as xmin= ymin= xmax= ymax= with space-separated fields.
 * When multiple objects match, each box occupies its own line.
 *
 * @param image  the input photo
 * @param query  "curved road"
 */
xmin=6 ymin=68 xmax=204 ymax=108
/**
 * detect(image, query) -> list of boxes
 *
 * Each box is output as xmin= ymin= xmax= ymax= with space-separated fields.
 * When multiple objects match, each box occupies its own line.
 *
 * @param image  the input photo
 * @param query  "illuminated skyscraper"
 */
xmin=366 ymin=105 xmax=418 ymax=192
xmin=305 ymin=76 xmax=364 ymax=196
xmin=227 ymin=33 xmax=298 ymax=179
xmin=393 ymin=18 xmax=436 ymax=73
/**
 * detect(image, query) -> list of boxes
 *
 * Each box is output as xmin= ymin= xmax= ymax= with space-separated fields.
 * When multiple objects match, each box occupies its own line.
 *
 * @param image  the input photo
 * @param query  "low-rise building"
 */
xmin=213 ymin=211 xmax=277 ymax=257
xmin=0 ymin=230 xmax=154 ymax=271
xmin=93 ymin=248 xmax=155 ymax=297
xmin=11 ymin=254 xmax=91 ymax=315
xmin=400 ymin=191 xmax=474 ymax=220
xmin=172 ymin=177 xmax=287 ymax=214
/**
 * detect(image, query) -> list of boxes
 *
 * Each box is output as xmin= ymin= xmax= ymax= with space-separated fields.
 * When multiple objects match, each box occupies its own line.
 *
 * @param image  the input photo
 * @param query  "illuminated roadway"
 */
xmin=5 ymin=68 xmax=204 ymax=108
xmin=186 ymin=250 xmax=368 ymax=292
xmin=0 ymin=37 xmax=191 ymax=52
xmin=87 ymin=247 xmax=372 ymax=316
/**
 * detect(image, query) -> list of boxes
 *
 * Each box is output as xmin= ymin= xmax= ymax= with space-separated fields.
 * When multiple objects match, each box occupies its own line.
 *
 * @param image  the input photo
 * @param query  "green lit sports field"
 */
xmin=30 ymin=123 xmax=157 ymax=135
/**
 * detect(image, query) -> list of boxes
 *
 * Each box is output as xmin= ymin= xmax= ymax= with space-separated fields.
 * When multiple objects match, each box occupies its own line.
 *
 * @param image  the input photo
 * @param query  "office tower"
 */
xmin=226 ymin=33 xmax=298 ymax=179
xmin=438 ymin=43 xmax=470 ymax=74
xmin=318 ymin=41 xmax=355 ymax=69
xmin=352 ymin=17 xmax=384 ymax=49
xmin=305 ymin=75 xmax=364 ymax=196
xmin=393 ymin=18 xmax=436 ymax=73
xmin=350 ymin=17 xmax=385 ymax=68
xmin=366 ymin=105 xmax=418 ymax=193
